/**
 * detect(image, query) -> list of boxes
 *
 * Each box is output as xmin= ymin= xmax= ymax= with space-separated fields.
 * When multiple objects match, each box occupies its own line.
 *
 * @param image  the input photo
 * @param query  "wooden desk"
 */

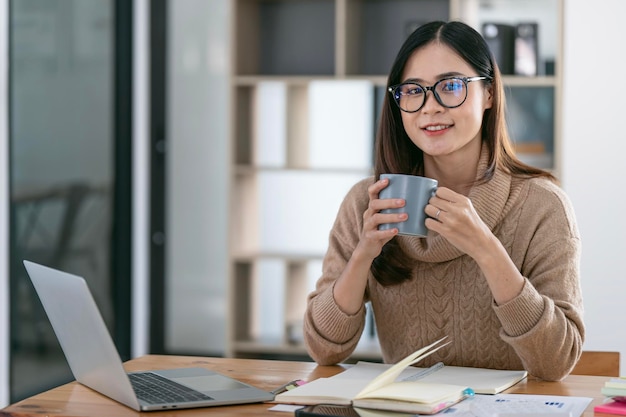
xmin=0 ymin=355 xmax=614 ymax=416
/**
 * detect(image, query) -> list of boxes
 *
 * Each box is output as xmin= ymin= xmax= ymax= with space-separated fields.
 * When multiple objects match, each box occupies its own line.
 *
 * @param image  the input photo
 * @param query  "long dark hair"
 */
xmin=371 ymin=20 xmax=555 ymax=286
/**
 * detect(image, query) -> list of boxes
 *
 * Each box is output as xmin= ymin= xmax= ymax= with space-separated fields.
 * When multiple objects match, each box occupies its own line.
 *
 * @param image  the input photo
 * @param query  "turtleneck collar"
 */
xmin=397 ymin=144 xmax=512 ymax=263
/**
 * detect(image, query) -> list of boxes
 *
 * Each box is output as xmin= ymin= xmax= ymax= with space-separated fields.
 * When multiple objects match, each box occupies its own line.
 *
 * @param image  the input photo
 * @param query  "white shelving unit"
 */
xmin=227 ymin=0 xmax=563 ymax=360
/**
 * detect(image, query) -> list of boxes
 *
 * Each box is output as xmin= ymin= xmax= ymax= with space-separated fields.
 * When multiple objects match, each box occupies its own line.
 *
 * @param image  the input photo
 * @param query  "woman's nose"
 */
xmin=421 ymin=90 xmax=444 ymax=114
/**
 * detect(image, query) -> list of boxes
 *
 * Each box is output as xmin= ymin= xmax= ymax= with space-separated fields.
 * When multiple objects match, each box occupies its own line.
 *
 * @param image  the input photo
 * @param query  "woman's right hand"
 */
xmin=332 ymin=177 xmax=408 ymax=314
xmin=356 ymin=177 xmax=407 ymax=261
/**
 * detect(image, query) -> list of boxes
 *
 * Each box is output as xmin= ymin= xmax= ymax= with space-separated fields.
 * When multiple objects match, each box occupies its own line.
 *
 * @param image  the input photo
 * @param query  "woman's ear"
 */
xmin=484 ymin=84 xmax=494 ymax=110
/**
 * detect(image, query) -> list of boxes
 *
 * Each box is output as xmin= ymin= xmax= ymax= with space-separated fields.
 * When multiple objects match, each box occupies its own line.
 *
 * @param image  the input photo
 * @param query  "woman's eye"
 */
xmin=404 ymin=85 xmax=423 ymax=95
xmin=441 ymin=80 xmax=463 ymax=92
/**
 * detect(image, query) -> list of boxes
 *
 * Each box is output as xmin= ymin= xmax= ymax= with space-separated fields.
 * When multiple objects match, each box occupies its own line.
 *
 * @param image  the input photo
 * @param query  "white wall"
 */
xmin=562 ymin=0 xmax=626 ymax=375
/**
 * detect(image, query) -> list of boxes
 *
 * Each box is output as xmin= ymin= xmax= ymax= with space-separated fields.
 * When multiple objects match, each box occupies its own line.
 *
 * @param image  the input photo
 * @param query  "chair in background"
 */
xmin=571 ymin=351 xmax=621 ymax=377
xmin=11 ymin=182 xmax=111 ymax=353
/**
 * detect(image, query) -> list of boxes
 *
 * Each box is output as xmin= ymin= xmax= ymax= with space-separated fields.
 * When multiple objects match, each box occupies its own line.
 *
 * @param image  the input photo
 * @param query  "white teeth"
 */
xmin=425 ymin=125 xmax=450 ymax=131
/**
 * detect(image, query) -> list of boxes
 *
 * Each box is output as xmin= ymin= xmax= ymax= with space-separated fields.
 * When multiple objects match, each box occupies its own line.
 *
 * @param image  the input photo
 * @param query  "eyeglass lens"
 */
xmin=392 ymin=78 xmax=467 ymax=112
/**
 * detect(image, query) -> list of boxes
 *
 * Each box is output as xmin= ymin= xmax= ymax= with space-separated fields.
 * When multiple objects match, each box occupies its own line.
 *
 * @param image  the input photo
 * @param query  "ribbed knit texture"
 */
xmin=303 ymin=149 xmax=585 ymax=381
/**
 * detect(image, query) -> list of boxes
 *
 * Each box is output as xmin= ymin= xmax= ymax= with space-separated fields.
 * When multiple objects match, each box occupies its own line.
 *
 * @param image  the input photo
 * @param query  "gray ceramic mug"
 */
xmin=377 ymin=174 xmax=438 ymax=237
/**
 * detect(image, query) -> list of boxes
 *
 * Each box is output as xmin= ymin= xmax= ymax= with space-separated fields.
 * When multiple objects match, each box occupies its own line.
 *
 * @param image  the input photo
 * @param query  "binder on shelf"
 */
xmin=284 ymin=260 xmax=321 ymax=345
xmin=482 ymin=23 xmax=515 ymax=75
xmin=257 ymin=171 xmax=364 ymax=255
xmin=308 ymin=80 xmax=374 ymax=170
xmin=515 ymin=22 xmax=539 ymax=76
xmin=253 ymin=81 xmax=288 ymax=167
xmin=252 ymin=259 xmax=286 ymax=342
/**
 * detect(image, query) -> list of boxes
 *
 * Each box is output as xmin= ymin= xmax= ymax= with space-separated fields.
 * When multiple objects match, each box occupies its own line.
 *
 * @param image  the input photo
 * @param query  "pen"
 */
xmin=402 ymin=361 xmax=444 ymax=381
xmin=271 ymin=379 xmax=306 ymax=395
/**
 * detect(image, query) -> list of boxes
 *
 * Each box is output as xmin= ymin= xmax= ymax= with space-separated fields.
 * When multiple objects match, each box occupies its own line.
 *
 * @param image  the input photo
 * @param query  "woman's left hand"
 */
xmin=425 ymin=187 xmax=495 ymax=259
xmin=426 ymin=187 xmax=525 ymax=304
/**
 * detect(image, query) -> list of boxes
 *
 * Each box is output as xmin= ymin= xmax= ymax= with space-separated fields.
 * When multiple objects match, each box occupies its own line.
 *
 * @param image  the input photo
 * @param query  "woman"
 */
xmin=303 ymin=21 xmax=584 ymax=381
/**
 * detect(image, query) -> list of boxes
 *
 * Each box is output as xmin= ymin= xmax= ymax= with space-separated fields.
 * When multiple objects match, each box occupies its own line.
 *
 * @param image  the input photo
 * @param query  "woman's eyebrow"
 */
xmin=401 ymin=71 xmax=466 ymax=84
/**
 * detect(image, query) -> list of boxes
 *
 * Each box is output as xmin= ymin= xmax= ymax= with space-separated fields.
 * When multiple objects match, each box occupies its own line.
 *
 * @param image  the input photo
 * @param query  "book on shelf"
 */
xmin=307 ymin=80 xmax=374 ymax=171
xmin=482 ymin=23 xmax=515 ymax=75
xmin=275 ymin=337 xmax=527 ymax=414
xmin=514 ymin=22 xmax=539 ymax=76
xmin=253 ymin=81 xmax=288 ymax=168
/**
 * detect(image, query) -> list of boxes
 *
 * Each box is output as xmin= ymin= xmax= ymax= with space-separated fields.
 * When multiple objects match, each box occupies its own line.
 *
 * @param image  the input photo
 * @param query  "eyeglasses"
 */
xmin=388 ymin=76 xmax=491 ymax=113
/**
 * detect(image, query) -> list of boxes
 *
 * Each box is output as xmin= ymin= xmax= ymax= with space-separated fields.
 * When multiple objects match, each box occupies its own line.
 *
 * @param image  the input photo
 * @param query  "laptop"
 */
xmin=23 ymin=260 xmax=275 ymax=411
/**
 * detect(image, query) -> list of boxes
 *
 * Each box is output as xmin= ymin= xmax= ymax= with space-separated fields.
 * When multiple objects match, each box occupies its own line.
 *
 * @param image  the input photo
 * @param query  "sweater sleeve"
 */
xmin=303 ymin=178 xmax=373 ymax=365
xmin=493 ymin=180 xmax=585 ymax=381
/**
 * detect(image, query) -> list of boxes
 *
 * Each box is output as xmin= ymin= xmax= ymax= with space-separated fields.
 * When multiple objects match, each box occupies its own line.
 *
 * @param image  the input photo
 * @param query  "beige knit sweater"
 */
xmin=303 ymin=157 xmax=585 ymax=382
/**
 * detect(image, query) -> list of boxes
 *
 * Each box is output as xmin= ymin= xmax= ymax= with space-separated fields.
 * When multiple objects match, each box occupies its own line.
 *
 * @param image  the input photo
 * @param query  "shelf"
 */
xmin=507 ymin=85 xmax=555 ymax=168
xmin=231 ymin=340 xmax=383 ymax=362
xmin=235 ymin=74 xmax=557 ymax=88
xmin=229 ymin=0 xmax=563 ymax=359
xmin=454 ymin=0 xmax=560 ymax=77
xmin=501 ymin=75 xmax=558 ymax=87
xmin=230 ymin=170 xmax=367 ymax=257
xmin=232 ymin=252 xmax=325 ymax=263
xmin=234 ymin=75 xmax=339 ymax=86
xmin=232 ymin=340 xmax=310 ymax=357
xmin=234 ymin=0 xmax=335 ymax=76
xmin=342 ymin=0 xmax=450 ymax=76
xmin=232 ymin=259 xmax=323 ymax=349
xmin=233 ymin=81 xmax=376 ymax=170
xmin=235 ymin=165 xmax=372 ymax=176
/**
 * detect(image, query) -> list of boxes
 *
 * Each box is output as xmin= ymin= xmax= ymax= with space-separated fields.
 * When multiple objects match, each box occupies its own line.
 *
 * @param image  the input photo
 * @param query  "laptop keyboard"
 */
xmin=128 ymin=372 xmax=214 ymax=405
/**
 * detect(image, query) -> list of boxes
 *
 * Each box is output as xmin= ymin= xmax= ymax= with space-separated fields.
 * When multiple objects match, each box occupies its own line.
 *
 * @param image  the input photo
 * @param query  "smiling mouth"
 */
xmin=423 ymin=124 xmax=452 ymax=131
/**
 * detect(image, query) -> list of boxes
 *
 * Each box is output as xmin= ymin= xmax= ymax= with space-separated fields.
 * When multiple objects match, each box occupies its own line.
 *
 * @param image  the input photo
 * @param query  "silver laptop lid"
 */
xmin=23 ymin=260 xmax=141 ymax=410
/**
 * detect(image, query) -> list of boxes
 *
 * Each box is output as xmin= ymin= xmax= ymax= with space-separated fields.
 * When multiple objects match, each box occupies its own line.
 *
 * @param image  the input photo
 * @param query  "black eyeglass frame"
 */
xmin=388 ymin=76 xmax=492 ymax=113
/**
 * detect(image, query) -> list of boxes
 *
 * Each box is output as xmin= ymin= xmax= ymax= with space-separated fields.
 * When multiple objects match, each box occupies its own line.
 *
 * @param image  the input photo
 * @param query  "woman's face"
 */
xmin=399 ymin=42 xmax=492 ymax=160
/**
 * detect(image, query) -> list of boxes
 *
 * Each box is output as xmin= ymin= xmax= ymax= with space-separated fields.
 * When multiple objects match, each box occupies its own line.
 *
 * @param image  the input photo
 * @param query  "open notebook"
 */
xmin=277 ymin=337 xmax=527 ymax=414
xmin=277 ymin=338 xmax=475 ymax=414
xmin=23 ymin=260 xmax=274 ymax=411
